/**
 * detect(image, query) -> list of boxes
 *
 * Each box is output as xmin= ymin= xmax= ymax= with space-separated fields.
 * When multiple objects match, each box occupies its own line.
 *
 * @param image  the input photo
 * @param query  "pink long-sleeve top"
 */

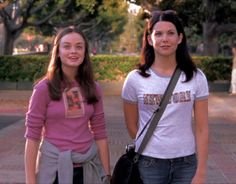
xmin=25 ymin=78 xmax=107 ymax=153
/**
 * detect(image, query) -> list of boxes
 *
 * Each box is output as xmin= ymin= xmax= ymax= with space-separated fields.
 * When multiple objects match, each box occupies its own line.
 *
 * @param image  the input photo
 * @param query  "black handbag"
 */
xmin=111 ymin=144 xmax=143 ymax=184
xmin=111 ymin=68 xmax=181 ymax=184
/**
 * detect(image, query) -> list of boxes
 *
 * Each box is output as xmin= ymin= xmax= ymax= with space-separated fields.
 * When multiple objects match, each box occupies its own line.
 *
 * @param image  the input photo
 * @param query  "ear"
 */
xmin=147 ymin=35 xmax=153 ymax=46
xmin=178 ymin=33 xmax=183 ymax=44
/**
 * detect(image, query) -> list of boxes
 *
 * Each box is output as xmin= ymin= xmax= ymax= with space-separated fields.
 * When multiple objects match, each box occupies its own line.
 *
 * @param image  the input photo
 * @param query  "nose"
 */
xmin=70 ymin=46 xmax=76 ymax=53
xmin=162 ymin=34 xmax=168 ymax=42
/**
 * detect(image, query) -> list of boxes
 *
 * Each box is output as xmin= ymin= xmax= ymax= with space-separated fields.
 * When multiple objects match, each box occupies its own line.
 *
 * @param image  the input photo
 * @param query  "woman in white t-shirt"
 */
xmin=230 ymin=43 xmax=236 ymax=94
xmin=122 ymin=10 xmax=209 ymax=184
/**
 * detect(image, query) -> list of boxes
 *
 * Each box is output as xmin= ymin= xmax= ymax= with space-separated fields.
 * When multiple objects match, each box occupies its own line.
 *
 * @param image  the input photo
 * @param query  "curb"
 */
xmin=208 ymin=81 xmax=230 ymax=92
xmin=0 ymin=81 xmax=231 ymax=93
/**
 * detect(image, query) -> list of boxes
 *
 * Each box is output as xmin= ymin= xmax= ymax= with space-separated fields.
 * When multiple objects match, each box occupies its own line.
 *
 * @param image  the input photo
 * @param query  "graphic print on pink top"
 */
xmin=63 ymin=87 xmax=85 ymax=118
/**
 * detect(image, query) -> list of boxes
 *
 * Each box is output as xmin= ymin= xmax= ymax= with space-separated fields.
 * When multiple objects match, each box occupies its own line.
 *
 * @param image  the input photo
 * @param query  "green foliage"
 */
xmin=195 ymin=56 xmax=232 ymax=81
xmin=0 ymin=55 xmax=49 ymax=82
xmin=75 ymin=0 xmax=97 ymax=13
xmin=30 ymin=0 xmax=97 ymax=36
xmin=133 ymin=10 xmax=147 ymax=50
xmin=132 ymin=0 xmax=235 ymax=54
xmin=0 ymin=55 xmax=232 ymax=82
xmin=92 ymin=55 xmax=139 ymax=81
xmin=113 ymin=12 xmax=141 ymax=53
xmin=27 ymin=0 xmax=128 ymax=52
xmin=93 ymin=0 xmax=128 ymax=47
xmin=138 ymin=0 xmax=235 ymax=29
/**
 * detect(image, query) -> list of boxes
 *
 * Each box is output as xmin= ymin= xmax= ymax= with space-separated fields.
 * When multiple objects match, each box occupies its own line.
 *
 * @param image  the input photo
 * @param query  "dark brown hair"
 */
xmin=139 ymin=10 xmax=197 ymax=81
xmin=46 ymin=26 xmax=98 ymax=104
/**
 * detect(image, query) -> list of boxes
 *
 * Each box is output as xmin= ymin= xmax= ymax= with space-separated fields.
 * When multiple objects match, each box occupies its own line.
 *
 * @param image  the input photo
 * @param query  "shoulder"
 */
xmin=30 ymin=78 xmax=51 ymax=102
xmin=126 ymin=69 xmax=143 ymax=80
xmin=94 ymin=81 xmax=103 ymax=96
xmin=196 ymin=68 xmax=206 ymax=76
xmin=192 ymin=68 xmax=209 ymax=98
xmin=94 ymin=81 xmax=101 ymax=90
xmin=33 ymin=77 xmax=49 ymax=93
xmin=194 ymin=68 xmax=208 ymax=81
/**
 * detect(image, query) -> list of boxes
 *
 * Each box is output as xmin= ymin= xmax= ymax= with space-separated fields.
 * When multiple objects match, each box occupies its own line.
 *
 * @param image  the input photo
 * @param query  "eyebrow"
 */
xmin=61 ymin=42 xmax=84 ymax=45
xmin=153 ymin=29 xmax=176 ymax=32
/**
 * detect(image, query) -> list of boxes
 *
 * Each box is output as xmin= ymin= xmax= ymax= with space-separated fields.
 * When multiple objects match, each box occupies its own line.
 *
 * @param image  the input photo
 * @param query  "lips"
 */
xmin=160 ymin=45 xmax=170 ymax=49
xmin=160 ymin=45 xmax=170 ymax=48
xmin=69 ymin=56 xmax=78 ymax=59
xmin=68 ymin=57 xmax=79 ymax=62
xmin=67 ymin=57 xmax=80 ymax=63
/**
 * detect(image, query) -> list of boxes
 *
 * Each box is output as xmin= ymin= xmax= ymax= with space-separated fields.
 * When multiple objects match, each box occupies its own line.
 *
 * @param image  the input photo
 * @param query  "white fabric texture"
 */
xmin=122 ymin=68 xmax=209 ymax=159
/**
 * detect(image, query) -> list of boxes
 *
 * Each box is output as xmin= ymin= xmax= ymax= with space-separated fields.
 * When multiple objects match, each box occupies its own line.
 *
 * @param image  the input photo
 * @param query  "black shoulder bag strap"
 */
xmin=134 ymin=67 xmax=181 ymax=162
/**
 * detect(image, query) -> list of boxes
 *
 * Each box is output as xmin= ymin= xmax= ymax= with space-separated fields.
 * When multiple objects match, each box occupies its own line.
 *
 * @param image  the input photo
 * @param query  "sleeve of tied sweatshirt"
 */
xmin=25 ymin=79 xmax=50 ymax=141
xmin=89 ymin=82 xmax=107 ymax=140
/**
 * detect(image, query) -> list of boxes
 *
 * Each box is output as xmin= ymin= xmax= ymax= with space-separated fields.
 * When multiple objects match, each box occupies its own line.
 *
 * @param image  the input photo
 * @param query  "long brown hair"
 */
xmin=46 ymin=26 xmax=98 ymax=104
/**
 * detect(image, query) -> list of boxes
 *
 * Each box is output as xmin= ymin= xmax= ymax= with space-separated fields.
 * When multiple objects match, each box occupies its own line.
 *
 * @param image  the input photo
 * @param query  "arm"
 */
xmin=95 ymin=139 xmax=111 ymax=176
xmin=24 ymin=139 xmax=40 ymax=184
xmin=123 ymin=101 xmax=139 ymax=139
xmin=192 ymin=99 xmax=208 ymax=184
xmin=91 ymin=83 xmax=111 ymax=177
xmin=24 ymin=81 xmax=49 ymax=183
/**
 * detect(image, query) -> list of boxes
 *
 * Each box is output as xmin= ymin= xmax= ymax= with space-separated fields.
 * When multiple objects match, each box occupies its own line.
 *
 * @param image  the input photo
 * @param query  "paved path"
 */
xmin=0 ymin=90 xmax=236 ymax=183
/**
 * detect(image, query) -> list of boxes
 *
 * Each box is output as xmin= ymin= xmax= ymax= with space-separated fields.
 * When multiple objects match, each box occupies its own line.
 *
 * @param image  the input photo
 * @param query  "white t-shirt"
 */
xmin=122 ymin=68 xmax=209 ymax=159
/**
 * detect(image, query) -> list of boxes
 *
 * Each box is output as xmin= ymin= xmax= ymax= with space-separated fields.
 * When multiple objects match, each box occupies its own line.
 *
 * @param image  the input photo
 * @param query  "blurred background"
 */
xmin=0 ymin=0 xmax=235 ymax=56
xmin=0 ymin=0 xmax=235 ymax=91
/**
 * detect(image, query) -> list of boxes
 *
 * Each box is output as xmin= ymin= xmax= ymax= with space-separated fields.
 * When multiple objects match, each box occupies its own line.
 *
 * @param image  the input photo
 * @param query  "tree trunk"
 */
xmin=0 ymin=23 xmax=14 ymax=55
xmin=5 ymin=28 xmax=14 ymax=55
xmin=0 ymin=23 xmax=6 ymax=55
xmin=203 ymin=22 xmax=219 ymax=56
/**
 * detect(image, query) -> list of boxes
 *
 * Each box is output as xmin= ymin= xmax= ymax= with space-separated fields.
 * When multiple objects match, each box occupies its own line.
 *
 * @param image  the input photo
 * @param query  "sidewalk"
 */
xmin=0 ymin=90 xmax=236 ymax=183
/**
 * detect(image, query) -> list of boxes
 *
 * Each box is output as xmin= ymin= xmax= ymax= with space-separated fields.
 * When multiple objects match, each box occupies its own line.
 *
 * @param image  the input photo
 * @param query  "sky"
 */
xmin=128 ymin=2 xmax=141 ymax=15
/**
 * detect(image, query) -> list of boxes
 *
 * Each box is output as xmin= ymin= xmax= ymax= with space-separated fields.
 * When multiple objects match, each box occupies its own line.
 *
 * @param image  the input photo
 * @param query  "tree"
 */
xmin=86 ymin=0 xmax=128 ymax=53
xmin=201 ymin=0 xmax=236 ymax=55
xmin=0 ymin=0 xmax=127 ymax=55
xmin=30 ymin=0 xmax=128 ymax=53
xmin=0 ymin=0 xmax=70 ymax=55
xmin=127 ymin=0 xmax=236 ymax=56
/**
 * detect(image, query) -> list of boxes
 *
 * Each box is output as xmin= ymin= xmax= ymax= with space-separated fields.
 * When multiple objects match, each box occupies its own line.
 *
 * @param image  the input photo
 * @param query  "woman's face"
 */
xmin=148 ymin=21 xmax=182 ymax=57
xmin=58 ymin=32 xmax=86 ymax=68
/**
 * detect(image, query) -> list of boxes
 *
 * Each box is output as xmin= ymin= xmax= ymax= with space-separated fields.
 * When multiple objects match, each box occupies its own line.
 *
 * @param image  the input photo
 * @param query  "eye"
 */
xmin=154 ymin=32 xmax=162 ymax=36
xmin=167 ymin=31 xmax=176 ymax=35
xmin=76 ymin=45 xmax=83 ymax=49
xmin=63 ymin=45 xmax=70 ymax=49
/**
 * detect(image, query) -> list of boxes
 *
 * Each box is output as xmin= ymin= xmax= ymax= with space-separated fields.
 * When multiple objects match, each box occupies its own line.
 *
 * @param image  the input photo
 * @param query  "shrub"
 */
xmin=0 ymin=55 xmax=232 ymax=82
xmin=0 ymin=55 xmax=48 ymax=82
xmin=194 ymin=56 xmax=232 ymax=81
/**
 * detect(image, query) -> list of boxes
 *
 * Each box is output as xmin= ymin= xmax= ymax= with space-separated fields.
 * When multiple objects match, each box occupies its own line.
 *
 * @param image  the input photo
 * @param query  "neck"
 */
xmin=62 ymin=65 xmax=77 ymax=82
xmin=151 ymin=55 xmax=177 ymax=76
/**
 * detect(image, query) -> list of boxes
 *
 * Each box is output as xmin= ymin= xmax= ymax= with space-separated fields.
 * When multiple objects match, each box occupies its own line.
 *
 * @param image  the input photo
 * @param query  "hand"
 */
xmin=107 ymin=174 xmax=112 ymax=184
xmin=191 ymin=171 xmax=206 ymax=184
